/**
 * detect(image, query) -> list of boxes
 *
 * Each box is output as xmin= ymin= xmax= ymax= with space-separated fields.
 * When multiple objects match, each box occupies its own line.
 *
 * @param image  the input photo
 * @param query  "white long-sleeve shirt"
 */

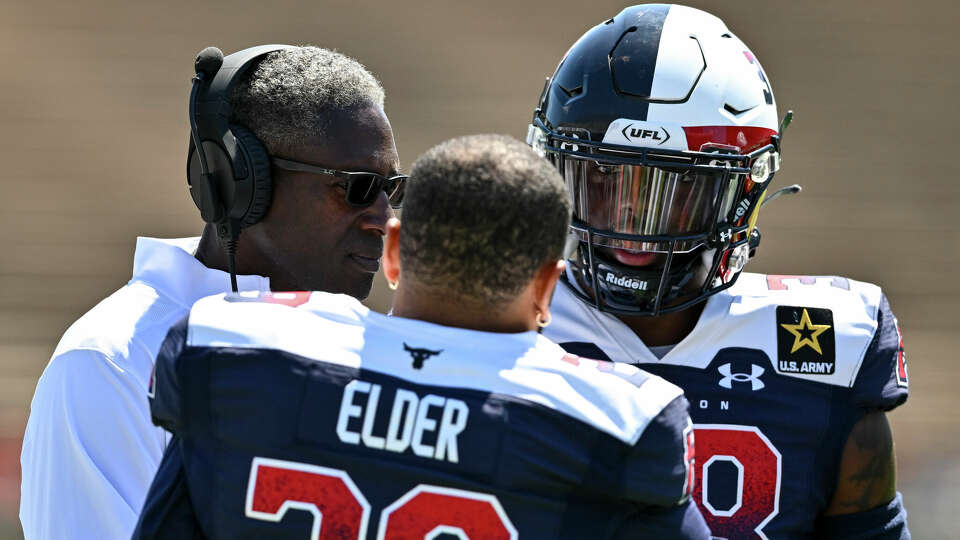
xmin=20 ymin=237 xmax=268 ymax=540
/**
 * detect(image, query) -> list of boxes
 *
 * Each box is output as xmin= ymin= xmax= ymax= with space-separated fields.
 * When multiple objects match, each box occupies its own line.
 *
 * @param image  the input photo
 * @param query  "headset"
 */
xmin=186 ymin=44 xmax=294 ymax=291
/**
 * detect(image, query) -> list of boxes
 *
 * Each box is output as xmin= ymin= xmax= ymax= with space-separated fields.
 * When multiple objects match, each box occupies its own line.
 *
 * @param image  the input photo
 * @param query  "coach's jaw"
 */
xmin=384 ymin=218 xmax=565 ymax=332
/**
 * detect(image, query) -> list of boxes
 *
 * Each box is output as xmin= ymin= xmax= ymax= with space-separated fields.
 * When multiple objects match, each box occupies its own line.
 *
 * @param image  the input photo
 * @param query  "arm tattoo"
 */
xmin=823 ymin=410 xmax=897 ymax=515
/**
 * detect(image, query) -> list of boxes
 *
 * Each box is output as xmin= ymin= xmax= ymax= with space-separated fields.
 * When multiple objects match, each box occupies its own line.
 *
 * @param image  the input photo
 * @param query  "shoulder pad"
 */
xmin=550 ymin=273 xmax=891 ymax=389
xmin=186 ymin=292 xmax=687 ymax=444
xmin=851 ymin=294 xmax=909 ymax=410
xmin=711 ymin=273 xmax=885 ymax=387
xmin=186 ymin=292 xmax=369 ymax=368
xmin=517 ymin=339 xmax=685 ymax=445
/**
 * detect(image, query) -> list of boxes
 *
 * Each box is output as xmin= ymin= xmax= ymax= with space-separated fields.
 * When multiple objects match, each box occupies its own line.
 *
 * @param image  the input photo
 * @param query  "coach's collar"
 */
xmin=131 ymin=236 xmax=270 ymax=308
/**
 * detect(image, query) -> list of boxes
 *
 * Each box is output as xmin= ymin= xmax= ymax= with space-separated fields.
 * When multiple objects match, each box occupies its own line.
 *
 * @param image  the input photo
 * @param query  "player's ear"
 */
xmin=532 ymin=259 xmax=565 ymax=324
xmin=382 ymin=218 xmax=402 ymax=287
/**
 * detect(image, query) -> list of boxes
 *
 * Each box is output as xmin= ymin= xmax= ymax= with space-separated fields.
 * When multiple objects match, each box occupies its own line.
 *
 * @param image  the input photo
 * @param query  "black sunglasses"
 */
xmin=272 ymin=157 xmax=407 ymax=209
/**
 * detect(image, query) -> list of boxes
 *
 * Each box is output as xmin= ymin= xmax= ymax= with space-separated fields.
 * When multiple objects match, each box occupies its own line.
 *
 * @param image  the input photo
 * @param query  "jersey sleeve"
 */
xmin=619 ymin=395 xmax=696 ymax=507
xmin=131 ymin=437 xmax=207 ymax=539
xmin=607 ymin=395 xmax=709 ymax=538
xmin=851 ymin=294 xmax=909 ymax=411
xmin=149 ymin=315 xmax=189 ymax=433
xmin=816 ymin=492 xmax=910 ymax=539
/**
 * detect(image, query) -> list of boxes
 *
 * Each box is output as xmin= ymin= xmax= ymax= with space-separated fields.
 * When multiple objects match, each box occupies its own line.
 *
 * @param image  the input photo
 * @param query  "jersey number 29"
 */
xmin=245 ymin=457 xmax=517 ymax=539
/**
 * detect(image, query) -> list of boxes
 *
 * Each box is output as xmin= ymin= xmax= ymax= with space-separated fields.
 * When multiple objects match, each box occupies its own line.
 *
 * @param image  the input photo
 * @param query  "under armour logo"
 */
xmin=718 ymin=363 xmax=765 ymax=391
xmin=403 ymin=343 xmax=443 ymax=370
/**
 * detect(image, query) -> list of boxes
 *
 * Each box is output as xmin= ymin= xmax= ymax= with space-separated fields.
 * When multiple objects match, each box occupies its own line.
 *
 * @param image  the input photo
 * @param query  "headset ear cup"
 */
xmin=230 ymin=125 xmax=273 ymax=227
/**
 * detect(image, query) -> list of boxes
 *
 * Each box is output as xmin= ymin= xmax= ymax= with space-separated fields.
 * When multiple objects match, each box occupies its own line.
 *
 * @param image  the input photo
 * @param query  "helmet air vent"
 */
xmin=724 ymin=103 xmax=756 ymax=116
xmin=559 ymin=84 xmax=584 ymax=98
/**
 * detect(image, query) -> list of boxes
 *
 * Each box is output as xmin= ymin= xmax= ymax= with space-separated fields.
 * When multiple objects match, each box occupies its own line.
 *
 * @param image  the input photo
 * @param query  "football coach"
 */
xmin=20 ymin=45 xmax=405 ymax=539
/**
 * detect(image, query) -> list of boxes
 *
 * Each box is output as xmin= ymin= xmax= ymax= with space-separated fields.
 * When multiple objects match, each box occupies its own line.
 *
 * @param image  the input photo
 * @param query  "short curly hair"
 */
xmin=231 ymin=46 xmax=385 ymax=155
xmin=400 ymin=135 xmax=571 ymax=308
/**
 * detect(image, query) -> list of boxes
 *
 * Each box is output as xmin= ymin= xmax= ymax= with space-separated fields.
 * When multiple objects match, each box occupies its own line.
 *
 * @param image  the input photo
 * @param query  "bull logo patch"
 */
xmin=776 ymin=306 xmax=835 ymax=374
xmin=403 ymin=343 xmax=443 ymax=370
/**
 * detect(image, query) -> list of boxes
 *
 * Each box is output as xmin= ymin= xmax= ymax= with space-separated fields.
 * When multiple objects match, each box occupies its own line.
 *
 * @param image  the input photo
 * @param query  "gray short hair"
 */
xmin=231 ymin=46 xmax=385 ymax=155
xmin=400 ymin=134 xmax=571 ymax=308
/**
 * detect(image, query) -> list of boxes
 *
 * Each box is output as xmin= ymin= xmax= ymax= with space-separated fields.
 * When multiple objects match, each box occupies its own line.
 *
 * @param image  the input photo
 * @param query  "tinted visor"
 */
xmin=562 ymin=157 xmax=742 ymax=253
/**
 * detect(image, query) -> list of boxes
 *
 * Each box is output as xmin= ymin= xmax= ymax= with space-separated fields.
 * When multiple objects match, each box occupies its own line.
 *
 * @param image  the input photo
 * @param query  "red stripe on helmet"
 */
xmin=682 ymin=126 xmax=777 ymax=154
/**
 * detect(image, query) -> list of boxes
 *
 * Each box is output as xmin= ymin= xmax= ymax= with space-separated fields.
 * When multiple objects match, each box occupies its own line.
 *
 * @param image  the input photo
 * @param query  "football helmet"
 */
xmin=529 ymin=4 xmax=790 ymax=316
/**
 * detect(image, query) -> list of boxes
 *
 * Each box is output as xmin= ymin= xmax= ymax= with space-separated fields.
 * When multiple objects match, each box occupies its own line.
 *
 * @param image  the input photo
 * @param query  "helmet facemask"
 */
xmin=531 ymin=118 xmax=779 ymax=316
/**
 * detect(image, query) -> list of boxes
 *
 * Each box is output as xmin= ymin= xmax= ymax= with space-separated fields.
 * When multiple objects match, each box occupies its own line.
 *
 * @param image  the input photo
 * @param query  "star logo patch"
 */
xmin=776 ymin=306 xmax=836 ymax=375
xmin=780 ymin=308 xmax=831 ymax=354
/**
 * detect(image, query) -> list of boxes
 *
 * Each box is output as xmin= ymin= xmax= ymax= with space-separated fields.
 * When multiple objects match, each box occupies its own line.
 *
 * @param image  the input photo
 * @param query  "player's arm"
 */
xmin=19 ymin=348 xmax=168 ymax=540
xmin=613 ymin=395 xmax=711 ymax=539
xmin=816 ymin=292 xmax=910 ymax=539
xmin=824 ymin=410 xmax=896 ymax=514
xmin=818 ymin=410 xmax=908 ymax=539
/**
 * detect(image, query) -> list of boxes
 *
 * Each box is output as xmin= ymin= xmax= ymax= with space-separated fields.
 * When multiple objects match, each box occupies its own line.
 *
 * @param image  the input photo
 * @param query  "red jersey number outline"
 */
xmin=377 ymin=485 xmax=517 ymax=540
xmin=245 ymin=457 xmax=372 ymax=539
xmin=681 ymin=419 xmax=695 ymax=501
xmin=245 ymin=457 xmax=517 ymax=540
xmin=693 ymin=424 xmax=782 ymax=540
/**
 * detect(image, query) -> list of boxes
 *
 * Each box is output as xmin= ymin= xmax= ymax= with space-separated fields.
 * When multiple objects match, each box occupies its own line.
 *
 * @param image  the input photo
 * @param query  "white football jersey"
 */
xmin=545 ymin=272 xmax=909 ymax=539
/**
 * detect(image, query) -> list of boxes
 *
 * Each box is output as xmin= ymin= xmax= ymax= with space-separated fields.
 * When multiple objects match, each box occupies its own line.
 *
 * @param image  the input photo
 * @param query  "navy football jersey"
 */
xmin=133 ymin=291 xmax=710 ymax=539
xmin=545 ymin=273 xmax=909 ymax=539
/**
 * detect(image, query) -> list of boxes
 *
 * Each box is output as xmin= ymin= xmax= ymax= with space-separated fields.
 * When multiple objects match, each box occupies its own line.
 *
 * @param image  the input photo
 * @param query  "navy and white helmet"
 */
xmin=529 ymin=4 xmax=789 ymax=316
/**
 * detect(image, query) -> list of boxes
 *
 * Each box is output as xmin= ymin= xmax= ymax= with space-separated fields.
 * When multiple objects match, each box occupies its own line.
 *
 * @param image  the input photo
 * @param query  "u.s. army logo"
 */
xmin=776 ymin=306 xmax=835 ymax=374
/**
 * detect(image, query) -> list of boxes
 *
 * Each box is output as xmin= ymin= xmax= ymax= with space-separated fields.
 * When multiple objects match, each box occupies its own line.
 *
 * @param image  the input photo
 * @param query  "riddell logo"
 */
xmin=621 ymin=124 xmax=672 ymax=145
xmin=733 ymin=199 xmax=751 ymax=219
xmin=604 ymin=272 xmax=649 ymax=291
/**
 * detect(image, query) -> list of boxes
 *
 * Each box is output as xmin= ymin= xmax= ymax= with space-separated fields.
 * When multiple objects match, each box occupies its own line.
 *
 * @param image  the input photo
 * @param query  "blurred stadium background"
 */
xmin=1 ymin=0 xmax=957 ymax=537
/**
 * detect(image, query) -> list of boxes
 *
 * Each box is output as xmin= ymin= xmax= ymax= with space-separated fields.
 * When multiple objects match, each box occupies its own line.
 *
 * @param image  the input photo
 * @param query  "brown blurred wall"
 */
xmin=1 ymin=0 xmax=957 ymax=538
